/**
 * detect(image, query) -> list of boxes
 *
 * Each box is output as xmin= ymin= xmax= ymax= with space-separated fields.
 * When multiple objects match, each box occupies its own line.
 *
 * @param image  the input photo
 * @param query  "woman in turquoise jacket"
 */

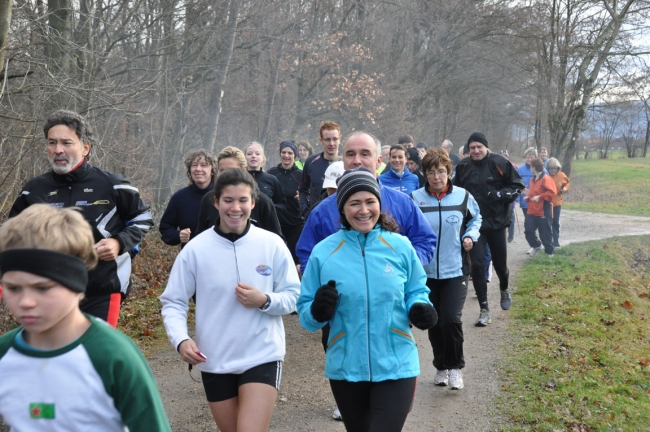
xmin=298 ymin=167 xmax=437 ymax=432
xmin=411 ymin=149 xmax=482 ymax=390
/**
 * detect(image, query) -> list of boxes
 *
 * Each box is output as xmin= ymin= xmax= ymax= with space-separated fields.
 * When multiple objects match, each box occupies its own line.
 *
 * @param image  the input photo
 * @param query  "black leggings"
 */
xmin=468 ymin=229 xmax=509 ymax=310
xmin=329 ymin=378 xmax=417 ymax=432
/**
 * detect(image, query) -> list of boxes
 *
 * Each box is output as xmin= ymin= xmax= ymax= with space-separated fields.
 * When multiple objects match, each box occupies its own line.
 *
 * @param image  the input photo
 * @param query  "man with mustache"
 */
xmin=8 ymin=110 xmax=153 ymax=327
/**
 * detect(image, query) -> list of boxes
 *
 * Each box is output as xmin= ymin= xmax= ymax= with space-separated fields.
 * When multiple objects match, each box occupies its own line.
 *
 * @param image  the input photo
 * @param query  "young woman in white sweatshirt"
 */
xmin=161 ymin=168 xmax=300 ymax=432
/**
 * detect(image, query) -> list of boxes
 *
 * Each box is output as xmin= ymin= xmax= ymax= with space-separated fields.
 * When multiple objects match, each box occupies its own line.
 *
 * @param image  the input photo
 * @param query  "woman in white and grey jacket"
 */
xmin=411 ymin=149 xmax=482 ymax=390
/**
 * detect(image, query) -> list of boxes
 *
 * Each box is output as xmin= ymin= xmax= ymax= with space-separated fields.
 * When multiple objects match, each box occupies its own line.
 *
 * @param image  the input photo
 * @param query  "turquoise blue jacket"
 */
xmin=298 ymin=226 xmax=431 ymax=382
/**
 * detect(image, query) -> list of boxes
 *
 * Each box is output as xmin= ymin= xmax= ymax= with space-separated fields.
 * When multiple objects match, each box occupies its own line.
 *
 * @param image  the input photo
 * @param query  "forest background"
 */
xmin=0 ymin=0 xmax=649 ymax=213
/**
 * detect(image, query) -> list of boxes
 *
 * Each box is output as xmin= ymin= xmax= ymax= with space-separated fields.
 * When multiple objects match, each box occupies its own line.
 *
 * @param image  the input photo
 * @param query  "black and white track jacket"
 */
xmin=9 ymin=162 xmax=153 ymax=297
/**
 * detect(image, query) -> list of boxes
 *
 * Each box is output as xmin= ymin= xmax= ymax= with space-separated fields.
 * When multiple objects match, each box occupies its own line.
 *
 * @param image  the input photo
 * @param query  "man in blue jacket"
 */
xmin=297 ymin=132 xmax=436 ymax=275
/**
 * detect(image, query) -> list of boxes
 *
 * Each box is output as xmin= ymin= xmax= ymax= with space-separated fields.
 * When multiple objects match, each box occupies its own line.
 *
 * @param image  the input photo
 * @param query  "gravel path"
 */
xmin=5 ymin=210 xmax=648 ymax=432
xmin=149 ymin=209 xmax=650 ymax=431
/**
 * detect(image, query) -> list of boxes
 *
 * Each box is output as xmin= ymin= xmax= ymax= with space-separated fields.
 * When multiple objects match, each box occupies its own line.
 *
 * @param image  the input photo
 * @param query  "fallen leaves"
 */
xmin=621 ymin=300 xmax=634 ymax=310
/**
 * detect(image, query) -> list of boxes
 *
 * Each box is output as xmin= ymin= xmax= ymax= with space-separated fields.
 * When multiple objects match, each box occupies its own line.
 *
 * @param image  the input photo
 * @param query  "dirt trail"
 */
xmin=149 ymin=210 xmax=650 ymax=431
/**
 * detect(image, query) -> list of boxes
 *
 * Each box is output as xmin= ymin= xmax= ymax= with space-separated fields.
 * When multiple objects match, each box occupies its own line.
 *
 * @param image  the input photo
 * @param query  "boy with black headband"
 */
xmin=0 ymin=204 xmax=171 ymax=432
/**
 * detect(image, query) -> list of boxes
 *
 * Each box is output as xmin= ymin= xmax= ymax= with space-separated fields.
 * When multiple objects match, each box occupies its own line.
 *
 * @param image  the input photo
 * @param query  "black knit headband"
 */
xmin=0 ymin=249 xmax=89 ymax=293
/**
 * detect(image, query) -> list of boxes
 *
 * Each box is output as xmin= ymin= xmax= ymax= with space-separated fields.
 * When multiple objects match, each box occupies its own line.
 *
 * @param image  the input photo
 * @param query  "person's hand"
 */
xmin=235 ymin=282 xmax=267 ymax=308
xmin=531 ymin=195 xmax=540 ymax=202
xmin=462 ymin=237 xmax=473 ymax=251
xmin=179 ymin=228 xmax=191 ymax=243
xmin=296 ymin=264 xmax=302 ymax=279
xmin=311 ymin=280 xmax=339 ymax=322
xmin=178 ymin=339 xmax=208 ymax=366
xmin=409 ymin=303 xmax=437 ymax=330
xmin=523 ymin=195 xmax=529 ymax=202
xmin=294 ymin=191 xmax=300 ymax=201
xmin=94 ymin=238 xmax=121 ymax=261
xmin=561 ymin=187 xmax=567 ymax=192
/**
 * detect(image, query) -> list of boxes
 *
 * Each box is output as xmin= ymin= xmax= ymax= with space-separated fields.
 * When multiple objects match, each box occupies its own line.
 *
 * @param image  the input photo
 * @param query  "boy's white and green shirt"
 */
xmin=0 ymin=315 xmax=171 ymax=431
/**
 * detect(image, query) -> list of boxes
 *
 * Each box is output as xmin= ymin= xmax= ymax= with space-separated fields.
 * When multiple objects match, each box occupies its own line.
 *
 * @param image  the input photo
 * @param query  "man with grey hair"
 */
xmin=297 ymin=131 xmax=436 ymax=274
xmin=9 ymin=110 xmax=153 ymax=327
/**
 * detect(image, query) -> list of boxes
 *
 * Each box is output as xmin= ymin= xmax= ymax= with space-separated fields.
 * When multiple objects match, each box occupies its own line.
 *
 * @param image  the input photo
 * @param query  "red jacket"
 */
xmin=526 ymin=173 xmax=557 ymax=217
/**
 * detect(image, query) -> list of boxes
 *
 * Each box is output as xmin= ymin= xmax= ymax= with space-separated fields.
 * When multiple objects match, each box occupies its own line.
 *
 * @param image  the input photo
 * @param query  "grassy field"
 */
xmin=564 ymin=156 xmax=650 ymax=217
xmin=501 ymin=237 xmax=650 ymax=431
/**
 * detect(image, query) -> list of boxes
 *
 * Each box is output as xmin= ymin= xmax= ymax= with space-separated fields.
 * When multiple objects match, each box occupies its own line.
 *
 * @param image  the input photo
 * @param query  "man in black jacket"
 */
xmin=454 ymin=132 xmax=524 ymax=326
xmin=9 ymin=110 xmax=153 ymax=327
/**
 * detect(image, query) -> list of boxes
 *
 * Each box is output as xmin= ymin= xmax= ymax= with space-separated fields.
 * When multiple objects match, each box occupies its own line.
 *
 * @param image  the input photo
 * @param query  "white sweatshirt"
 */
xmin=161 ymin=225 xmax=300 ymax=374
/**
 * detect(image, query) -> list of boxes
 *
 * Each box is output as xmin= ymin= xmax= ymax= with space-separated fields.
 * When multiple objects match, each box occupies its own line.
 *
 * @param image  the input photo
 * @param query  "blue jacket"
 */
xmin=517 ymin=164 xmax=548 ymax=208
xmin=298 ymin=226 xmax=431 ymax=382
xmin=296 ymin=184 xmax=437 ymax=273
xmin=378 ymin=169 xmax=420 ymax=195
xmin=411 ymin=184 xmax=482 ymax=279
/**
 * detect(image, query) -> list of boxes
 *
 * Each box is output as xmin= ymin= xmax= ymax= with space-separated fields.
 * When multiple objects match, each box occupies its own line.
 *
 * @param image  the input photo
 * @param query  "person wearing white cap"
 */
xmin=322 ymin=161 xmax=345 ymax=196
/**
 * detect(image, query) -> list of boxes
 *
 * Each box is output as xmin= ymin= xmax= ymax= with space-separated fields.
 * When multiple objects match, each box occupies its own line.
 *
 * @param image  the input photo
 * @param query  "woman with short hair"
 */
xmin=411 ymin=149 xmax=482 ymax=388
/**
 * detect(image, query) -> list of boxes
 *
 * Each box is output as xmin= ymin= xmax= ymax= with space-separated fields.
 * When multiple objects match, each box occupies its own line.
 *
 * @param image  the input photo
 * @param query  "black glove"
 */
xmin=311 ymin=280 xmax=339 ymax=322
xmin=409 ymin=303 xmax=437 ymax=330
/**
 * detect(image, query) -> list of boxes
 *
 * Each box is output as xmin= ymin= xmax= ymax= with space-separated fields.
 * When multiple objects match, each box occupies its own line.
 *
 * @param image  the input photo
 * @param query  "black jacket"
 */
xmin=248 ymin=169 xmax=286 ymax=211
xmin=267 ymin=164 xmax=304 ymax=227
xmin=453 ymin=152 xmax=524 ymax=231
xmin=9 ymin=162 xmax=153 ymax=297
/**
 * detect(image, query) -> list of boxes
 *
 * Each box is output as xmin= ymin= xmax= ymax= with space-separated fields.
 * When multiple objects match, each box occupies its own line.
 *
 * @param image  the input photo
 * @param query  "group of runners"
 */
xmin=0 ymin=111 xmax=569 ymax=432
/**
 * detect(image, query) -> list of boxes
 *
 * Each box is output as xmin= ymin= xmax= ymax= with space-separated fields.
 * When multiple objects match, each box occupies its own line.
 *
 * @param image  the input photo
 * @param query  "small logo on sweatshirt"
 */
xmin=256 ymin=265 xmax=272 ymax=276
xmin=84 ymin=188 xmax=93 ymax=193
xmin=30 ymin=403 xmax=55 ymax=419
xmin=47 ymin=190 xmax=58 ymax=196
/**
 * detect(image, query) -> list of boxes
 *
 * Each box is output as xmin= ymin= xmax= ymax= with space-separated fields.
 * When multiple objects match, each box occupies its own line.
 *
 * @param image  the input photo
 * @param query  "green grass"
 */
xmin=565 ymin=157 xmax=650 ymax=216
xmin=501 ymin=237 xmax=650 ymax=431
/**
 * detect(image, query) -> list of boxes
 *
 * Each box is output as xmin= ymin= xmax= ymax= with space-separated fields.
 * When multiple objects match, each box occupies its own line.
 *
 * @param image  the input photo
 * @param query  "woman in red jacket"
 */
xmin=523 ymin=158 xmax=557 ymax=257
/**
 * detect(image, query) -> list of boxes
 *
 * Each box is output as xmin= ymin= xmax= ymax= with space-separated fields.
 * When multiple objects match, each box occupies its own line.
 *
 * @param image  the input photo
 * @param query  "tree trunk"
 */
xmin=0 ymin=0 xmax=12 ymax=77
xmin=205 ymin=0 xmax=240 ymax=154
xmin=48 ymin=0 xmax=72 ymax=73
xmin=259 ymin=42 xmax=284 ymax=147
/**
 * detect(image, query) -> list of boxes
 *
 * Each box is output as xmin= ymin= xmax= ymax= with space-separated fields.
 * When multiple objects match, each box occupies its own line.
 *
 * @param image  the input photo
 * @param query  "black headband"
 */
xmin=0 ymin=249 xmax=89 ymax=293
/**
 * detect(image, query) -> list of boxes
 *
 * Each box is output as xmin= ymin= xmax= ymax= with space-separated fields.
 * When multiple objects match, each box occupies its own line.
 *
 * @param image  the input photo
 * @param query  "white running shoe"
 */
xmin=449 ymin=369 xmax=464 ymax=390
xmin=527 ymin=247 xmax=534 ymax=255
xmin=332 ymin=407 xmax=342 ymax=421
xmin=434 ymin=369 xmax=449 ymax=386
xmin=530 ymin=246 xmax=542 ymax=257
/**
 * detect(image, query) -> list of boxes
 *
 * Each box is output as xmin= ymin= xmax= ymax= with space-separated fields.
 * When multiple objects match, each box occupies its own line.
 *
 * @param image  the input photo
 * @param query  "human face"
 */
xmin=390 ymin=149 xmax=406 ymax=173
xmin=343 ymin=133 xmax=381 ymax=172
xmin=2 ymin=271 xmax=84 ymax=349
xmin=342 ymin=191 xmax=380 ymax=234
xmin=468 ymin=141 xmax=488 ymax=161
xmin=418 ymin=148 xmax=426 ymax=158
xmin=245 ymin=145 xmax=264 ymax=171
xmin=320 ymin=129 xmax=341 ymax=159
xmin=280 ymin=148 xmax=295 ymax=169
xmin=381 ymin=147 xmax=390 ymax=162
xmin=525 ymin=154 xmax=535 ymax=166
xmin=406 ymin=160 xmax=419 ymax=173
xmin=214 ymin=184 xmax=255 ymax=234
xmin=402 ymin=142 xmax=414 ymax=149
xmin=190 ymin=156 xmax=212 ymax=189
xmin=298 ymin=145 xmax=310 ymax=162
xmin=218 ymin=157 xmax=244 ymax=174
xmin=47 ymin=125 xmax=91 ymax=174
xmin=540 ymin=149 xmax=548 ymax=159
xmin=548 ymin=166 xmax=559 ymax=176
xmin=425 ymin=165 xmax=449 ymax=194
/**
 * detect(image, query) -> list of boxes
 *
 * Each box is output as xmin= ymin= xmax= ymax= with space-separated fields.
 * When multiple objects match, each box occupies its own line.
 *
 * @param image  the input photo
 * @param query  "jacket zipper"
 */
xmin=356 ymin=235 xmax=372 ymax=380
xmin=436 ymin=197 xmax=442 ymax=279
